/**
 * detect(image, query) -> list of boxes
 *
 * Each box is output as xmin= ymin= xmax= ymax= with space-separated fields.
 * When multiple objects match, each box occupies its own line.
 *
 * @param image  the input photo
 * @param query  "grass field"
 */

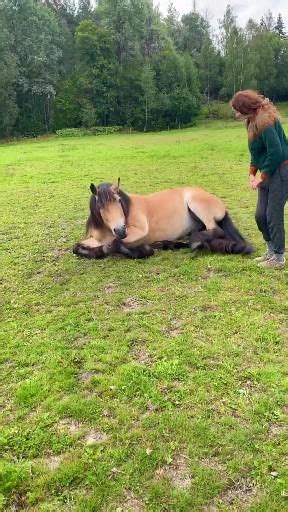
xmin=0 ymin=120 xmax=287 ymax=511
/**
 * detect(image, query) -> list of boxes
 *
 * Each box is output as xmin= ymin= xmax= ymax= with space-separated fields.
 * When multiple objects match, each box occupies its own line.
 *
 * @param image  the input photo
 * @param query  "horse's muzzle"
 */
xmin=114 ymin=226 xmax=127 ymax=239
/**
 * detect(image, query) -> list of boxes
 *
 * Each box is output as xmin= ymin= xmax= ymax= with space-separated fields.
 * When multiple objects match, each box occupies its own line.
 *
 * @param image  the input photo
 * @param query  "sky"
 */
xmin=156 ymin=0 xmax=288 ymax=28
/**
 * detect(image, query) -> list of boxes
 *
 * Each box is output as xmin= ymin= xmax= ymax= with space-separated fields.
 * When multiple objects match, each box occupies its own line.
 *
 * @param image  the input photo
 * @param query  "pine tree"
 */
xmin=274 ymin=13 xmax=286 ymax=38
xmin=141 ymin=63 xmax=156 ymax=131
xmin=165 ymin=2 xmax=182 ymax=51
xmin=77 ymin=0 xmax=92 ymax=20
xmin=260 ymin=10 xmax=275 ymax=31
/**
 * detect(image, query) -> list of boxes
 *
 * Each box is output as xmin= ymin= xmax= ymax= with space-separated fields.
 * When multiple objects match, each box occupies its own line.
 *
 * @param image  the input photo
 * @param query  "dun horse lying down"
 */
xmin=73 ymin=180 xmax=254 ymax=259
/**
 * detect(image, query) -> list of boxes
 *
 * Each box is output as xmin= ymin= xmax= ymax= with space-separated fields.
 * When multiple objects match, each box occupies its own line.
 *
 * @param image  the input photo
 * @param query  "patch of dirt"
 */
xmin=202 ymin=506 xmax=218 ymax=512
xmin=155 ymin=453 xmax=191 ymax=490
xmin=130 ymin=344 xmax=154 ymax=365
xmin=150 ymin=267 xmax=162 ymax=275
xmin=72 ymin=335 xmax=92 ymax=348
xmin=219 ymin=478 xmax=259 ymax=507
xmin=48 ymin=248 xmax=70 ymax=258
xmin=200 ymin=458 xmax=226 ymax=474
xmin=44 ymin=454 xmax=62 ymax=471
xmin=78 ymin=371 xmax=97 ymax=383
xmin=240 ymin=379 xmax=258 ymax=391
xmin=9 ymin=491 xmax=27 ymax=511
xmin=104 ymin=282 xmax=117 ymax=294
xmin=117 ymin=491 xmax=145 ymax=511
xmin=141 ymin=401 xmax=162 ymax=419
xmin=58 ymin=418 xmax=83 ymax=434
xmin=162 ymin=320 xmax=183 ymax=337
xmin=269 ymin=422 xmax=288 ymax=437
xmin=280 ymin=325 xmax=288 ymax=339
xmin=121 ymin=297 xmax=144 ymax=312
xmin=85 ymin=429 xmax=109 ymax=445
xmin=201 ymin=267 xmax=227 ymax=280
xmin=102 ymin=408 xmax=113 ymax=418
xmin=200 ymin=304 xmax=219 ymax=313
xmin=53 ymin=275 xmax=68 ymax=285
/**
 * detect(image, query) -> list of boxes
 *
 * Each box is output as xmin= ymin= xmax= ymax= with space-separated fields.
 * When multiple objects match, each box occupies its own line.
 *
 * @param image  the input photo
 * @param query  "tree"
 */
xmin=75 ymin=19 xmax=116 ymax=126
xmin=219 ymin=6 xmax=248 ymax=96
xmin=274 ymin=13 xmax=286 ymax=38
xmin=165 ymin=2 xmax=182 ymax=51
xmin=248 ymin=31 xmax=276 ymax=96
xmin=245 ymin=18 xmax=259 ymax=40
xmin=141 ymin=63 xmax=156 ymax=131
xmin=5 ymin=0 xmax=63 ymax=134
xmin=181 ymin=10 xmax=210 ymax=56
xmin=0 ymin=5 xmax=18 ymax=136
xmin=260 ymin=10 xmax=275 ymax=32
xmin=198 ymin=35 xmax=223 ymax=100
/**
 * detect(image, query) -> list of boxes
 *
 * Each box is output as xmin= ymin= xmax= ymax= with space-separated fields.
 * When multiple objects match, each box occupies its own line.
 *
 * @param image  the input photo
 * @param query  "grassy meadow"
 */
xmin=0 ymin=120 xmax=287 ymax=511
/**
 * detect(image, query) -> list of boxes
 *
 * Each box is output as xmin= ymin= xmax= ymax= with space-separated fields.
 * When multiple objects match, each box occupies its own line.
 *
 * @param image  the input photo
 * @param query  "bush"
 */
xmin=200 ymin=101 xmax=233 ymax=120
xmin=56 ymin=126 xmax=122 ymax=137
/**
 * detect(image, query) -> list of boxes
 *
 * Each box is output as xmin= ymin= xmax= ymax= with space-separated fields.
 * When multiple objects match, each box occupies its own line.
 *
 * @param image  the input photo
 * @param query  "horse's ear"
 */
xmin=90 ymin=183 xmax=97 ymax=195
xmin=111 ymin=177 xmax=121 ymax=193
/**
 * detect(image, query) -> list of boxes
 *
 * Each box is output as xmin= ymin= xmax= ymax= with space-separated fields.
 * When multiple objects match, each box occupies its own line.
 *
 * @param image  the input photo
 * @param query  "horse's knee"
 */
xmin=136 ymin=245 xmax=155 ymax=258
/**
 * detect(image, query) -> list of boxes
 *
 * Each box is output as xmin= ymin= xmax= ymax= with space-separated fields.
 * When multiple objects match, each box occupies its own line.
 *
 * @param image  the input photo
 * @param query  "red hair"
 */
xmin=231 ymin=90 xmax=280 ymax=139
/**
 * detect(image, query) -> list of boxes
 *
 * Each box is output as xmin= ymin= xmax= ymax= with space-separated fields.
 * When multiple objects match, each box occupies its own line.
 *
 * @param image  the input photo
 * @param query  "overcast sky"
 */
xmin=156 ymin=0 xmax=288 ymax=28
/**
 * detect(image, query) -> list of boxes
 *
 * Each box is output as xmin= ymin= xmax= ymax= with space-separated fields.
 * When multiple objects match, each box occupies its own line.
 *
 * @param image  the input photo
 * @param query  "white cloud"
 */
xmin=156 ymin=0 xmax=288 ymax=28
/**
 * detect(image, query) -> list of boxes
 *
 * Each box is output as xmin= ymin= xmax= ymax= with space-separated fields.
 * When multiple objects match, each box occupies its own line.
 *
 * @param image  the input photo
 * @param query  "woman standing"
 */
xmin=231 ymin=90 xmax=288 ymax=269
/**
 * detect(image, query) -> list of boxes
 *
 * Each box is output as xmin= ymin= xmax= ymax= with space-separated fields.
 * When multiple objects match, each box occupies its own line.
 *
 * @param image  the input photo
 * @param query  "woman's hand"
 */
xmin=250 ymin=176 xmax=263 ymax=190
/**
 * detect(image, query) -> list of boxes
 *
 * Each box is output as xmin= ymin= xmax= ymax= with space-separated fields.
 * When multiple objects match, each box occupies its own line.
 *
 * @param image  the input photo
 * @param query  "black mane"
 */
xmin=88 ymin=182 xmax=131 ymax=230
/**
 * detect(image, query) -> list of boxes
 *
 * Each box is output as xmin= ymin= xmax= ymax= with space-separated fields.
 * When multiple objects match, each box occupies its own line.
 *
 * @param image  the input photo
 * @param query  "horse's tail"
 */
xmin=214 ymin=212 xmax=254 ymax=255
xmin=190 ymin=212 xmax=254 ymax=255
xmin=202 ymin=237 xmax=254 ymax=255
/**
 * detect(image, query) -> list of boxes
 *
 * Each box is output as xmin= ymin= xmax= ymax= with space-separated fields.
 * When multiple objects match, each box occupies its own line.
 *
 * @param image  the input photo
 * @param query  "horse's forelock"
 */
xmin=96 ymin=183 xmax=115 ymax=207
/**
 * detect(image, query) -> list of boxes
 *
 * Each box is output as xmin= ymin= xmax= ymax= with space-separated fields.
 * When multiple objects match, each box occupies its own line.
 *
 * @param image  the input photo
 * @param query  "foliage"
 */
xmin=56 ymin=126 xmax=122 ymax=136
xmin=0 ymin=1 xmax=288 ymax=136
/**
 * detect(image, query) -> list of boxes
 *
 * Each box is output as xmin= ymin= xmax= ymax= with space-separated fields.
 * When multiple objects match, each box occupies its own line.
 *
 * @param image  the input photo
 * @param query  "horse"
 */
xmin=73 ymin=180 xmax=254 ymax=259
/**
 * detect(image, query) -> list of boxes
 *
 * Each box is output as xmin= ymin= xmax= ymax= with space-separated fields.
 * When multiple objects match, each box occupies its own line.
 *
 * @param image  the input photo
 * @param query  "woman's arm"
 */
xmin=249 ymin=163 xmax=258 ymax=176
xmin=260 ymin=125 xmax=283 ymax=177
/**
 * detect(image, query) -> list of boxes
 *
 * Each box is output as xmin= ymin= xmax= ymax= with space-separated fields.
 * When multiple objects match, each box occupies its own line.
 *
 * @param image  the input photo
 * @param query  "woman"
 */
xmin=231 ymin=90 xmax=288 ymax=269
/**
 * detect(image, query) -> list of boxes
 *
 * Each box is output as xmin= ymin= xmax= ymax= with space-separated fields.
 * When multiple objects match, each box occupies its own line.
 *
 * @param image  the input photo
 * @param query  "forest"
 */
xmin=1 ymin=0 xmax=288 ymax=136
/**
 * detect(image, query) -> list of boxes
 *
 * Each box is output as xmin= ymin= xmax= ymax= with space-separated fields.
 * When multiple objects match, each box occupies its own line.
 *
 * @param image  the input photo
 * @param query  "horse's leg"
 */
xmin=73 ymin=238 xmax=118 ymax=259
xmin=120 ymin=216 xmax=149 ymax=245
xmin=73 ymin=224 xmax=116 ymax=259
xmin=187 ymin=198 xmax=225 ymax=252
xmin=116 ymin=243 xmax=155 ymax=259
xmin=152 ymin=240 xmax=190 ymax=250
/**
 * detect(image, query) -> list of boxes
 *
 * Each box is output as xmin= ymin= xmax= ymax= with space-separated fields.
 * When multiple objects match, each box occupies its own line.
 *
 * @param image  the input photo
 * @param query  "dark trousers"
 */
xmin=255 ymin=162 xmax=288 ymax=254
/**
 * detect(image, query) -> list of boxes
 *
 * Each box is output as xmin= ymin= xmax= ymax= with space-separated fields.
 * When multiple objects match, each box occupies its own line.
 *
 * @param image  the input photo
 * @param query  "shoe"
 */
xmin=254 ymin=252 xmax=273 ymax=263
xmin=258 ymin=255 xmax=285 ymax=269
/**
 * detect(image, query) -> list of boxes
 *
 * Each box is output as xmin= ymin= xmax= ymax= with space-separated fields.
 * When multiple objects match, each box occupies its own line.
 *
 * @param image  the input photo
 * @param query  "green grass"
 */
xmin=0 ymin=121 xmax=287 ymax=511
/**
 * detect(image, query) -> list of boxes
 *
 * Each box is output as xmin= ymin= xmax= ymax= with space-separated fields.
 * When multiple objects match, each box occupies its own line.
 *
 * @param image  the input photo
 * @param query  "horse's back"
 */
xmin=130 ymin=186 xmax=224 ymax=212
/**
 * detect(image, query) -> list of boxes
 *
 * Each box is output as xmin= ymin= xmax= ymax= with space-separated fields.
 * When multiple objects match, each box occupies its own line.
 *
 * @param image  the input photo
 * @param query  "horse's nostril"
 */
xmin=114 ymin=226 xmax=127 ymax=239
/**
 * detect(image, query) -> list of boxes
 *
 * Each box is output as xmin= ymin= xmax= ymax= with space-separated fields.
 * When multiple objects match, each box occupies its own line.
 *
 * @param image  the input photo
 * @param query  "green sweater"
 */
xmin=249 ymin=120 xmax=288 ymax=176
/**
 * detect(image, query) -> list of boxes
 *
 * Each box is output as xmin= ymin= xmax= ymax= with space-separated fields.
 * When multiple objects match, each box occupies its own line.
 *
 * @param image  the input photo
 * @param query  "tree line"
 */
xmin=0 ymin=0 xmax=288 ymax=137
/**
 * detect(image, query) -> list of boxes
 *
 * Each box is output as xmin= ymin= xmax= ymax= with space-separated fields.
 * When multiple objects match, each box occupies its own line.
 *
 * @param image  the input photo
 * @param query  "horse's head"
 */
xmin=90 ymin=179 xmax=130 ymax=239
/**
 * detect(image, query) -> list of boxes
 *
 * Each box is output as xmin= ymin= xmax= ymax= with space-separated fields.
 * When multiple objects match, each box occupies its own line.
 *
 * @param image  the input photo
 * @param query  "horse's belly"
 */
xmin=145 ymin=210 xmax=193 ymax=244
